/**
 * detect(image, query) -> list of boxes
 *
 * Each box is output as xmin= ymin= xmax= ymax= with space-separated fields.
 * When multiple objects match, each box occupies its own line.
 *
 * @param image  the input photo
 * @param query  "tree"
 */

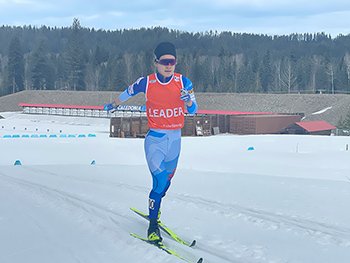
xmin=4 ymin=26 xmax=350 ymax=95
xmin=31 ymin=40 xmax=55 ymax=90
xmin=85 ymin=45 xmax=110 ymax=91
xmin=281 ymin=57 xmax=297 ymax=93
xmin=325 ymin=60 xmax=336 ymax=94
xmin=251 ymin=51 xmax=262 ymax=93
xmin=65 ymin=18 xmax=86 ymax=91
xmin=260 ymin=49 xmax=272 ymax=93
xmin=142 ymin=49 xmax=154 ymax=77
xmin=128 ymin=53 xmax=142 ymax=83
xmin=7 ymin=35 xmax=25 ymax=93
xmin=344 ymin=53 xmax=350 ymax=92
xmin=0 ymin=55 xmax=9 ymax=96
xmin=237 ymin=55 xmax=253 ymax=93
xmin=310 ymin=55 xmax=323 ymax=93
xmin=337 ymin=110 xmax=350 ymax=129
xmin=55 ymin=53 xmax=69 ymax=90
xmin=114 ymin=53 xmax=128 ymax=90
xmin=93 ymin=45 xmax=109 ymax=68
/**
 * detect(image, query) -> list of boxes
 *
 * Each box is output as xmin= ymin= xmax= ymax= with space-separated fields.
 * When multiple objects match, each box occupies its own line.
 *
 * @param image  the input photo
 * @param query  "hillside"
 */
xmin=1 ymin=90 xmax=350 ymax=126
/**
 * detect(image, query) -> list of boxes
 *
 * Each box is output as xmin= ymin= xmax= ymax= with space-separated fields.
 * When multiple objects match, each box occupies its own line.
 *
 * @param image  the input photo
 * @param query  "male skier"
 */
xmin=104 ymin=42 xmax=198 ymax=244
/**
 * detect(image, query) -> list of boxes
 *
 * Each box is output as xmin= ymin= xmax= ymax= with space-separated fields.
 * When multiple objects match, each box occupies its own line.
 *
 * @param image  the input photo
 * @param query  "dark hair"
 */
xmin=154 ymin=42 xmax=176 ymax=60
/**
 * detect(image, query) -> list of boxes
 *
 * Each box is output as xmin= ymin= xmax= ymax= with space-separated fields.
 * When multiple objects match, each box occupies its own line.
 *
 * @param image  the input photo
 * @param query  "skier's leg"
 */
xmin=162 ymin=129 xmax=181 ymax=197
xmin=144 ymin=130 xmax=181 ymax=242
xmin=144 ymin=130 xmax=168 ymax=220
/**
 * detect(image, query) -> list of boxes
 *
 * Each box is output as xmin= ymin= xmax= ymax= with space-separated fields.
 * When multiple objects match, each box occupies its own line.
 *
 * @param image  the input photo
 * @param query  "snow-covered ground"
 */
xmin=1 ymin=112 xmax=350 ymax=263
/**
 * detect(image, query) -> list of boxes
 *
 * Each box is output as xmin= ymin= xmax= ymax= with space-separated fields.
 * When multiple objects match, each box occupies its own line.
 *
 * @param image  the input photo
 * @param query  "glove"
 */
xmin=104 ymin=102 xmax=118 ymax=114
xmin=180 ymin=88 xmax=191 ymax=102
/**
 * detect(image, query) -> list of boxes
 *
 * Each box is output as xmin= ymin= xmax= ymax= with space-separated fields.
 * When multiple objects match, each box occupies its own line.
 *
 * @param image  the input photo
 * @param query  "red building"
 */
xmin=284 ymin=121 xmax=336 ymax=135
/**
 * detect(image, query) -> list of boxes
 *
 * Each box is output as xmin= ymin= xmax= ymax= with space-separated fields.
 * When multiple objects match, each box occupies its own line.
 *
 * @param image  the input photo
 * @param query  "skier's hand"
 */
xmin=180 ymin=88 xmax=191 ymax=102
xmin=104 ymin=102 xmax=118 ymax=114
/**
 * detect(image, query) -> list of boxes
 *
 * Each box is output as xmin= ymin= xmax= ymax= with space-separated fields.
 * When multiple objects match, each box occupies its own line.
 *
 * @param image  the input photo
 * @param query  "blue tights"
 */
xmin=144 ymin=129 xmax=181 ymax=219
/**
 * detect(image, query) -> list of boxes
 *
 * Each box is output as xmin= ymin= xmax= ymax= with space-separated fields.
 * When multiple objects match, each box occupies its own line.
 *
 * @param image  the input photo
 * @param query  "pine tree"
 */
xmin=129 ymin=53 xmax=142 ymax=82
xmin=237 ymin=55 xmax=253 ymax=93
xmin=142 ymin=49 xmax=154 ymax=76
xmin=66 ymin=18 xmax=86 ymax=91
xmin=93 ymin=45 xmax=109 ymax=69
xmin=56 ymin=53 xmax=69 ymax=90
xmin=31 ymin=40 xmax=55 ymax=90
xmin=260 ymin=49 xmax=272 ymax=93
xmin=201 ymin=57 xmax=212 ymax=92
xmin=7 ymin=35 xmax=25 ymax=93
xmin=114 ymin=52 xmax=128 ymax=91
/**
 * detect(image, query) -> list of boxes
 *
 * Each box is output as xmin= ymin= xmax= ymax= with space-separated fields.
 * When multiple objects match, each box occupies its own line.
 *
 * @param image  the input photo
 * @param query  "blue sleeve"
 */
xmin=182 ymin=76 xmax=198 ymax=115
xmin=118 ymin=77 xmax=147 ymax=102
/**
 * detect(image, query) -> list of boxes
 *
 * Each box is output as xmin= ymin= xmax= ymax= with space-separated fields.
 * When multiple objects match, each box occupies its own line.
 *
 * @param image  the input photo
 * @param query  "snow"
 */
xmin=1 ymin=112 xmax=350 ymax=263
xmin=311 ymin=107 xmax=332 ymax=115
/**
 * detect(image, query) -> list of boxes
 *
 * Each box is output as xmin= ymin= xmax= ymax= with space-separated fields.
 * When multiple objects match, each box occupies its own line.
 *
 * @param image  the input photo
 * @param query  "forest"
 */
xmin=1 ymin=18 xmax=350 ymax=97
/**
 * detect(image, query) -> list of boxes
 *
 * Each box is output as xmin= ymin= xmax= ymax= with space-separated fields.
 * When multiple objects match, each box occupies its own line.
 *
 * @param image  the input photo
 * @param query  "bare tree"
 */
xmin=310 ymin=55 xmax=323 ymax=93
xmin=232 ymin=54 xmax=243 ymax=93
xmin=325 ymin=60 xmax=336 ymax=94
xmin=272 ymin=59 xmax=282 ymax=92
xmin=281 ymin=58 xmax=297 ymax=93
xmin=85 ymin=63 xmax=102 ymax=91
xmin=344 ymin=53 xmax=350 ymax=90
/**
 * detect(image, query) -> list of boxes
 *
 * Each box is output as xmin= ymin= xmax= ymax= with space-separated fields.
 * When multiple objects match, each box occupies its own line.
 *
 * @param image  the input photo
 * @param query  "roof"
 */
xmin=18 ymin=103 xmax=104 ymax=110
xmin=18 ymin=103 xmax=274 ymax=116
xmin=294 ymin=121 xmax=336 ymax=132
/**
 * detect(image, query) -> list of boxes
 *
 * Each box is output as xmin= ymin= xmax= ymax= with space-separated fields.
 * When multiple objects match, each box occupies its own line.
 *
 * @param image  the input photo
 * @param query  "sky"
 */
xmin=1 ymin=0 xmax=350 ymax=37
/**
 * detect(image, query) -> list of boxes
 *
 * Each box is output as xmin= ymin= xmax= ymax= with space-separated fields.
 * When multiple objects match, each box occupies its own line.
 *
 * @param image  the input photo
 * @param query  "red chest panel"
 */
xmin=146 ymin=73 xmax=185 ymax=129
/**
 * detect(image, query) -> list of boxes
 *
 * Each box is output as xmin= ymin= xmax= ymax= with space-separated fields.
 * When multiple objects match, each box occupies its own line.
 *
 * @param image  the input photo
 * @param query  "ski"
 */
xmin=130 ymin=207 xmax=196 ymax=247
xmin=130 ymin=233 xmax=203 ymax=263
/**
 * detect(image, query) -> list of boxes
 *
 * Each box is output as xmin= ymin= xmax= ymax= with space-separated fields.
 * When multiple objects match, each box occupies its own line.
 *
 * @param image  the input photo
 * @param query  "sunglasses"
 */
xmin=156 ymin=58 xmax=177 ymax=66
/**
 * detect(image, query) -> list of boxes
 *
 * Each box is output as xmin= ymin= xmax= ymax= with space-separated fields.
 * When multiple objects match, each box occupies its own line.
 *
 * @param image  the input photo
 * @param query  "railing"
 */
xmin=19 ymin=103 xmax=147 ymax=118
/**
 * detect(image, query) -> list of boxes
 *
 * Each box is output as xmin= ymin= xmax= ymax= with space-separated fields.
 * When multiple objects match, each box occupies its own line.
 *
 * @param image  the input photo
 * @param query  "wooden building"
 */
xmin=284 ymin=121 xmax=336 ymax=135
xmin=16 ymin=103 xmax=308 ymax=137
xmin=109 ymin=114 xmax=227 ymax=138
xmin=229 ymin=114 xmax=302 ymax=135
xmin=110 ymin=112 xmax=303 ymax=137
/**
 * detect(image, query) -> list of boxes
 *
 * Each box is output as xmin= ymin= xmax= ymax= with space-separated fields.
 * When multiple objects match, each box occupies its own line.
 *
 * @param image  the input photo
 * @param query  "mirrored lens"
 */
xmin=157 ymin=59 xmax=177 ymax=66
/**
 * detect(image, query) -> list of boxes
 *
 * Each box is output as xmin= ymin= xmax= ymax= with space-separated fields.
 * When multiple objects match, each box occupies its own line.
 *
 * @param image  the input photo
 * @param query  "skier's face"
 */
xmin=155 ymin=54 xmax=176 ymax=78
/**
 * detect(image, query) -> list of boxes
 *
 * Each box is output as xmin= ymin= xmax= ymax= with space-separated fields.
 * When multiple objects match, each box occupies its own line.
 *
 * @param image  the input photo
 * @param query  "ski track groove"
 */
xmin=0 ymin=170 xmax=133 ymax=229
xmin=172 ymin=193 xmax=350 ymax=247
xmin=21 ymin=166 xmax=150 ymax=194
xmin=4 ymin=167 xmax=348 ymax=262
xmin=0 ymin=170 xmax=218 ymax=263
xmin=6 ymin=166 xmax=348 ymax=262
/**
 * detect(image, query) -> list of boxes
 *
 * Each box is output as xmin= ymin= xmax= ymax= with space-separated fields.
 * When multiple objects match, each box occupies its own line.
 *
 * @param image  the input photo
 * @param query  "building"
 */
xmin=19 ymin=103 xmax=334 ymax=137
xmin=284 ymin=121 xmax=336 ymax=135
xmin=229 ymin=114 xmax=301 ymax=135
xmin=110 ymin=110 xmax=302 ymax=137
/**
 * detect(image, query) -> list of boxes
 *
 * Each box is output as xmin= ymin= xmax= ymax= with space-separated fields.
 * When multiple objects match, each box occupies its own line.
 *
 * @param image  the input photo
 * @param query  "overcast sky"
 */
xmin=1 ymin=0 xmax=350 ymax=37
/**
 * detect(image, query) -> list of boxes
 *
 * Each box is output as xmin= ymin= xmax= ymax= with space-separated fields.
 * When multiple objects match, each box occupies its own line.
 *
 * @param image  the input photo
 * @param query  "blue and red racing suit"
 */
xmin=118 ymin=72 xmax=198 ymax=219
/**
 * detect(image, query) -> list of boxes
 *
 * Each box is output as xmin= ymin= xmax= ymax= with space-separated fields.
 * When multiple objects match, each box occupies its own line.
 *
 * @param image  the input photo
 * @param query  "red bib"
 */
xmin=146 ymin=73 xmax=185 ymax=129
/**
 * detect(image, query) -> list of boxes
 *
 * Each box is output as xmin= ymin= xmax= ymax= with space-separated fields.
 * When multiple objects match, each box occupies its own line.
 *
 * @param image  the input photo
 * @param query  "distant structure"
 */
xmin=16 ymin=102 xmax=338 ymax=137
xmin=284 ymin=121 xmax=336 ymax=135
xmin=1 ymin=90 xmax=348 ymax=137
xmin=110 ymin=111 xmax=302 ymax=137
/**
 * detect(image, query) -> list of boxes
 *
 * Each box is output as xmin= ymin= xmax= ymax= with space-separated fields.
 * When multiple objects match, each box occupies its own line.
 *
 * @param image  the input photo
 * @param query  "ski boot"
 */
xmin=147 ymin=218 xmax=162 ymax=245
